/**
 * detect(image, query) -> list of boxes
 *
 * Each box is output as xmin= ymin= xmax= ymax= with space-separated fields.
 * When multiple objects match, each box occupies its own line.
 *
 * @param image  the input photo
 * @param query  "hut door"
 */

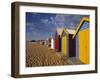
xmin=69 ymin=34 xmax=76 ymax=57
xmin=58 ymin=36 xmax=61 ymax=52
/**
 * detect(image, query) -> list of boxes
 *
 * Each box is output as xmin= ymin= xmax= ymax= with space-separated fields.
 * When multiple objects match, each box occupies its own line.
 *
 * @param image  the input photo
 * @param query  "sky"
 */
xmin=26 ymin=12 xmax=89 ymax=41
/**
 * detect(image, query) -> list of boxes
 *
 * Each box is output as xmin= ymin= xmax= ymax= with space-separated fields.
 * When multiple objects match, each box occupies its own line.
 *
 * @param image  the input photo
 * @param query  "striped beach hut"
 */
xmin=72 ymin=17 xmax=90 ymax=64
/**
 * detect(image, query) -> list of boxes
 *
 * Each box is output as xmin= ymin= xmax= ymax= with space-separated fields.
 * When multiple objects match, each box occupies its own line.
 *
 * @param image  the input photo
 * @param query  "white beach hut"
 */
xmin=50 ymin=38 xmax=54 ymax=49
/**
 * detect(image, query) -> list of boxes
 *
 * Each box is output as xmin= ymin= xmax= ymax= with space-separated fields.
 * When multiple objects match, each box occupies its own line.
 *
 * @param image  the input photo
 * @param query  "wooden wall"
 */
xmin=79 ymin=29 xmax=90 ymax=64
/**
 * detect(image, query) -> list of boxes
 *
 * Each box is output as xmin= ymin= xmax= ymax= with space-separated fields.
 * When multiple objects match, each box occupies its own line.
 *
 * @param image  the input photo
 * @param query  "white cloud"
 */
xmin=40 ymin=15 xmax=67 ymax=28
xmin=26 ymin=22 xmax=34 ymax=26
xmin=55 ymin=14 xmax=66 ymax=22
xmin=26 ymin=22 xmax=36 ymax=31
xmin=41 ymin=19 xmax=49 ymax=24
xmin=50 ymin=17 xmax=55 ymax=24
xmin=54 ymin=14 xmax=67 ymax=27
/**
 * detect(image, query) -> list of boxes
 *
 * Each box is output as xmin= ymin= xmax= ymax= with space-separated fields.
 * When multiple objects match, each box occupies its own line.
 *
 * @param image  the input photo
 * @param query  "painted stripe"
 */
xmin=76 ymin=35 xmax=79 ymax=59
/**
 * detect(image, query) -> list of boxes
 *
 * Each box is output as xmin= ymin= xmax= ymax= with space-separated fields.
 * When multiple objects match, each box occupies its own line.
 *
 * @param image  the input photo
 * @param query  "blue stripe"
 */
xmin=76 ymin=35 xmax=79 ymax=59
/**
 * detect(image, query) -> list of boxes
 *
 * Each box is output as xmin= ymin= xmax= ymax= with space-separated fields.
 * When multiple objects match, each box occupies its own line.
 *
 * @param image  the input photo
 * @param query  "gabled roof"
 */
xmin=66 ymin=29 xmax=75 ymax=34
xmin=72 ymin=17 xmax=90 ymax=39
xmin=61 ymin=28 xmax=69 ymax=37
xmin=56 ymin=27 xmax=64 ymax=36
xmin=61 ymin=28 xmax=75 ymax=36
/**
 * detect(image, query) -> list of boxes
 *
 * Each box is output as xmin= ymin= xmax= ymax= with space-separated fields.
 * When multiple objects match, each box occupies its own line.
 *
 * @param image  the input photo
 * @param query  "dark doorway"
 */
xmin=58 ymin=35 xmax=61 ymax=52
xmin=69 ymin=34 xmax=76 ymax=57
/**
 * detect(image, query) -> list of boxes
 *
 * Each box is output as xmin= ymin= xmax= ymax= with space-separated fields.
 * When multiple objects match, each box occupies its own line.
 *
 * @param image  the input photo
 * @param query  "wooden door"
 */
xmin=69 ymin=34 xmax=76 ymax=57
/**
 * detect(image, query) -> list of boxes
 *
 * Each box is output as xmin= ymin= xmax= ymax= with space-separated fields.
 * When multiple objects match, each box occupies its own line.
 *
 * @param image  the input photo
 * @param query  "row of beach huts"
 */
xmin=44 ymin=17 xmax=90 ymax=64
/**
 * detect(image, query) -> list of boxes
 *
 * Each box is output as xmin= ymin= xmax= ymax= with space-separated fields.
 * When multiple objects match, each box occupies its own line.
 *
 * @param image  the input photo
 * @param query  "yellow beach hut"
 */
xmin=61 ymin=29 xmax=69 ymax=56
xmin=72 ymin=17 xmax=90 ymax=64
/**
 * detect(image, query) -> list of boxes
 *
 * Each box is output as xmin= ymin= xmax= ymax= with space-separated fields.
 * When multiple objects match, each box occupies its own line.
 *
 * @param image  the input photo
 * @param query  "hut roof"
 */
xmin=61 ymin=28 xmax=69 ymax=37
xmin=66 ymin=29 xmax=75 ymax=34
xmin=72 ymin=17 xmax=90 ymax=39
xmin=61 ymin=28 xmax=75 ymax=37
xmin=57 ymin=28 xmax=64 ymax=36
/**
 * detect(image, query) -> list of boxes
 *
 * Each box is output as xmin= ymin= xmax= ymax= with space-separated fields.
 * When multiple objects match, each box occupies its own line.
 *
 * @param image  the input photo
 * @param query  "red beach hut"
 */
xmin=55 ymin=28 xmax=63 ymax=52
xmin=55 ymin=31 xmax=58 ymax=51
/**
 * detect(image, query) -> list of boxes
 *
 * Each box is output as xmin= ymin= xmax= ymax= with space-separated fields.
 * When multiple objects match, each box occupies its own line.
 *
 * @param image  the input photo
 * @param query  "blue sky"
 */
xmin=26 ymin=12 xmax=89 ymax=41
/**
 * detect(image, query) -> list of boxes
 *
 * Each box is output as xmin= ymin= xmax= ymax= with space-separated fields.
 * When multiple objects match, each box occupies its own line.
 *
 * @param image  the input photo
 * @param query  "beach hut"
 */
xmin=46 ymin=36 xmax=55 ymax=49
xmin=47 ymin=38 xmax=51 ymax=47
xmin=61 ymin=29 xmax=69 ymax=56
xmin=61 ymin=29 xmax=76 ymax=57
xmin=55 ymin=31 xmax=59 ymax=50
xmin=72 ymin=17 xmax=90 ymax=64
xmin=78 ymin=29 xmax=89 ymax=64
xmin=50 ymin=37 xmax=55 ymax=49
xmin=55 ymin=28 xmax=63 ymax=52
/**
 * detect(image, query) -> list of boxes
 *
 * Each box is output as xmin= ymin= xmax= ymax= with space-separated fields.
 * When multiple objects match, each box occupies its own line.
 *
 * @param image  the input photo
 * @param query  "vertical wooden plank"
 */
xmin=79 ymin=29 xmax=90 ymax=64
xmin=62 ymin=36 xmax=67 ymax=56
xmin=86 ymin=29 xmax=90 ymax=64
xmin=79 ymin=30 xmax=85 ymax=63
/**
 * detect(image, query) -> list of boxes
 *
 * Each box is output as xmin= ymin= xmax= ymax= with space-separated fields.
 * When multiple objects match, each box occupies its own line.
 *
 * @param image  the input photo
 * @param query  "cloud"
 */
xmin=53 ymin=14 xmax=89 ymax=30
xmin=41 ymin=19 xmax=49 ymax=24
xmin=55 ymin=14 xmax=66 ymax=22
xmin=40 ymin=18 xmax=56 ymax=32
xmin=26 ymin=22 xmax=34 ymax=27
xmin=50 ymin=17 xmax=55 ymax=24
xmin=40 ymin=14 xmax=88 ymax=31
xmin=26 ymin=22 xmax=36 ymax=31
xmin=54 ymin=14 xmax=67 ymax=28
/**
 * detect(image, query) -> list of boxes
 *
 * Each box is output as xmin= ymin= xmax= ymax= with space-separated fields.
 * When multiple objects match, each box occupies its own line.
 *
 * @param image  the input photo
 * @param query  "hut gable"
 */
xmin=61 ymin=29 xmax=69 ymax=37
xmin=61 ymin=28 xmax=75 ymax=37
xmin=66 ymin=29 xmax=75 ymax=34
xmin=56 ymin=28 xmax=64 ymax=36
xmin=72 ymin=17 xmax=89 ymax=39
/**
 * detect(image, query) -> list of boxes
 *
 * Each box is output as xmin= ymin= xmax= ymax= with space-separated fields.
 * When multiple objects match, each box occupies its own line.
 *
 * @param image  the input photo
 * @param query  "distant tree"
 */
xmin=30 ymin=40 xmax=36 ymax=42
